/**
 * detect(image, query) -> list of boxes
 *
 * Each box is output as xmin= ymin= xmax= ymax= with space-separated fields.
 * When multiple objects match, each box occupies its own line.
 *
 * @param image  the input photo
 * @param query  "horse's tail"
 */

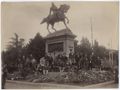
xmin=40 ymin=18 xmax=47 ymax=24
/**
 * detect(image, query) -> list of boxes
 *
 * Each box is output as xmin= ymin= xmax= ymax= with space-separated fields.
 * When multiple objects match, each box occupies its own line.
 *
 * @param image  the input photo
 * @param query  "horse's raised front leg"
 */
xmin=47 ymin=24 xmax=51 ymax=33
xmin=52 ymin=24 xmax=57 ymax=32
xmin=63 ymin=20 xmax=69 ymax=29
xmin=65 ymin=17 xmax=69 ymax=24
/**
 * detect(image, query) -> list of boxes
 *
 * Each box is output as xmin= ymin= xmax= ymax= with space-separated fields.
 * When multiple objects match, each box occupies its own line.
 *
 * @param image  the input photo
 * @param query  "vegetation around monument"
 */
xmin=2 ymin=33 xmax=118 ymax=85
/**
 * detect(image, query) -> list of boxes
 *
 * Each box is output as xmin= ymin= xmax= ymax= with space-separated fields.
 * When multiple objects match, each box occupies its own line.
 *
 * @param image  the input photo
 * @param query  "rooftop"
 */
xmin=45 ymin=28 xmax=76 ymax=39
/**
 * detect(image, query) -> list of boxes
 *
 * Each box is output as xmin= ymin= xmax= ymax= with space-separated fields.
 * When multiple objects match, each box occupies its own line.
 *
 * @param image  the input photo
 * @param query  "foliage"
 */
xmin=24 ymin=70 xmax=114 ymax=84
xmin=26 ymin=33 xmax=45 ymax=62
xmin=2 ymin=33 xmax=25 ymax=66
xmin=79 ymin=37 xmax=92 ymax=56
xmin=93 ymin=40 xmax=107 ymax=59
xmin=74 ymin=37 xmax=92 ymax=57
xmin=2 ymin=32 xmax=118 ymax=80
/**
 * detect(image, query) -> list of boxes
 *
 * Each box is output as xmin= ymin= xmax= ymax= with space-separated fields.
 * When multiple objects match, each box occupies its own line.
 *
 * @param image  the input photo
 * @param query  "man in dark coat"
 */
xmin=2 ymin=64 xmax=8 ymax=89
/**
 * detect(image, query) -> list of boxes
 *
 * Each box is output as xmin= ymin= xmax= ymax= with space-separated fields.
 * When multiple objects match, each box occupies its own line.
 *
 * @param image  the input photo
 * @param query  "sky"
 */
xmin=1 ymin=1 xmax=119 ymax=51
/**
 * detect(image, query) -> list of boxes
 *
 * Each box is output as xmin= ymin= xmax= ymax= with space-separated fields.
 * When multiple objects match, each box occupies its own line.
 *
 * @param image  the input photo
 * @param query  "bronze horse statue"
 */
xmin=41 ymin=3 xmax=70 ymax=33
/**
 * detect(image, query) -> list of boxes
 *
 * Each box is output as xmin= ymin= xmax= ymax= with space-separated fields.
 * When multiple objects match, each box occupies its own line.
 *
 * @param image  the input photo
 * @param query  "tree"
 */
xmin=79 ymin=37 xmax=92 ymax=56
xmin=2 ymin=33 xmax=25 ymax=72
xmin=93 ymin=40 xmax=107 ymax=59
xmin=7 ymin=33 xmax=24 ymax=50
xmin=27 ymin=33 xmax=45 ymax=62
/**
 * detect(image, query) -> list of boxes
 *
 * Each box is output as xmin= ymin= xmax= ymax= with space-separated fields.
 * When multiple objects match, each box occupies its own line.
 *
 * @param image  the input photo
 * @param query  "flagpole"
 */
xmin=90 ymin=17 xmax=94 ymax=54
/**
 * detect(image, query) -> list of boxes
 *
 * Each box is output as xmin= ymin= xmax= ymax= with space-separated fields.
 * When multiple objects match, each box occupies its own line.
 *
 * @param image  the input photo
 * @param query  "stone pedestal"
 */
xmin=45 ymin=29 xmax=76 ymax=58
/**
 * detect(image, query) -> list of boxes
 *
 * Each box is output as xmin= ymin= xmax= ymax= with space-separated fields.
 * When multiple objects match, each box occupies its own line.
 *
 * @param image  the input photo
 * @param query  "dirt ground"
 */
xmin=5 ymin=80 xmax=118 ymax=89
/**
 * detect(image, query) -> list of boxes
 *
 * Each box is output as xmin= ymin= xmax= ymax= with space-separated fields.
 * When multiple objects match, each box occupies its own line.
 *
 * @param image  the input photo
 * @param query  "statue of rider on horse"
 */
xmin=41 ymin=2 xmax=70 ymax=33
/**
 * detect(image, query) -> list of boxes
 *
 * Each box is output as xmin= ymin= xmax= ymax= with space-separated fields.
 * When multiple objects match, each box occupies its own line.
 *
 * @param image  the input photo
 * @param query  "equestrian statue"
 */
xmin=41 ymin=2 xmax=70 ymax=33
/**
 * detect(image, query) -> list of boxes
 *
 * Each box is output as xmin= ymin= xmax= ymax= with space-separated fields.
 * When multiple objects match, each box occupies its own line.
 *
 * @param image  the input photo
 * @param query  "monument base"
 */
xmin=45 ymin=28 xmax=76 ymax=58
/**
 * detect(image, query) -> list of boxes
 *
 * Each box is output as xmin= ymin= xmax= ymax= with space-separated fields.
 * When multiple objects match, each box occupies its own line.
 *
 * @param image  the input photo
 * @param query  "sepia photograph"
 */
xmin=1 ymin=1 xmax=119 ymax=89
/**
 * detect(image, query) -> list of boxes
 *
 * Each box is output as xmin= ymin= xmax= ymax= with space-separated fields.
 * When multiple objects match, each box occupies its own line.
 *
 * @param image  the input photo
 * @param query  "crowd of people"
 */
xmin=26 ymin=51 xmax=102 ymax=75
xmin=2 ymin=51 xmax=102 ymax=77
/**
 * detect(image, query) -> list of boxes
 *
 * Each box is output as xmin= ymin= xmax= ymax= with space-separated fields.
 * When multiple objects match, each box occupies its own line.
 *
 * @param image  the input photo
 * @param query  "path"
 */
xmin=5 ymin=80 xmax=118 ymax=89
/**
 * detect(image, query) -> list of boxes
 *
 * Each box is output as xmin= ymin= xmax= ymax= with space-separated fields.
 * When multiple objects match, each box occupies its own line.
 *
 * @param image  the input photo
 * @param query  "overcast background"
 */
xmin=1 ymin=2 xmax=119 ymax=51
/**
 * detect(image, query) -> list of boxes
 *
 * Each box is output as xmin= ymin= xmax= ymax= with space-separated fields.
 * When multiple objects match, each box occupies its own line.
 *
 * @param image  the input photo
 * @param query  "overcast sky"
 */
xmin=1 ymin=1 xmax=119 ymax=51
